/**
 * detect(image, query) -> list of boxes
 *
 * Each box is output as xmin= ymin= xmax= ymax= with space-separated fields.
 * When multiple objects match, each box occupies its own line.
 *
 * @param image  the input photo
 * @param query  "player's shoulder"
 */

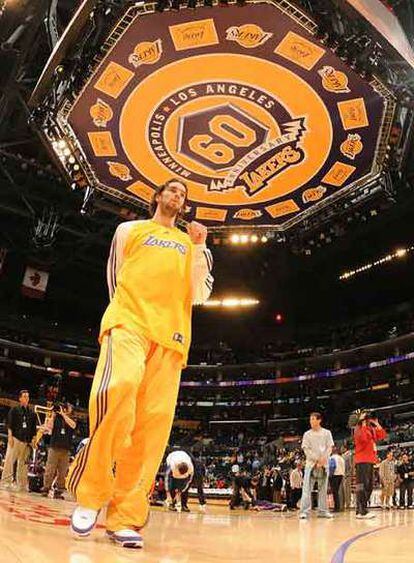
xmin=115 ymin=219 xmax=150 ymax=239
xmin=117 ymin=219 xmax=148 ymax=232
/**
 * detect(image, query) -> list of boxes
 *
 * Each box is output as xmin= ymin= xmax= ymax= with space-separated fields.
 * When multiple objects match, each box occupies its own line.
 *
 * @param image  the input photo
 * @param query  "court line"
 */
xmin=330 ymin=525 xmax=393 ymax=563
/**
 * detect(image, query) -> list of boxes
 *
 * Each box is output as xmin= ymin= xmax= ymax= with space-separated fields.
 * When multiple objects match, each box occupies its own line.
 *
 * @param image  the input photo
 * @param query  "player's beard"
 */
xmin=160 ymin=200 xmax=181 ymax=220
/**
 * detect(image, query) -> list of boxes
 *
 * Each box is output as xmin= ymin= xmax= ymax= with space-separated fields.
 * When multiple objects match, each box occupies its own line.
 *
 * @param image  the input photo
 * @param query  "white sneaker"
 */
xmin=299 ymin=513 xmax=308 ymax=519
xmin=199 ymin=504 xmax=206 ymax=513
xmin=70 ymin=506 xmax=99 ymax=537
xmin=356 ymin=512 xmax=376 ymax=519
xmin=317 ymin=512 xmax=334 ymax=519
xmin=0 ymin=482 xmax=12 ymax=491
xmin=106 ymin=529 xmax=144 ymax=549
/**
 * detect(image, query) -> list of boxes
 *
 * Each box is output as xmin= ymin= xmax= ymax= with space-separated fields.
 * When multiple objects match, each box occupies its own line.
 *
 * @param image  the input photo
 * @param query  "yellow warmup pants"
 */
xmin=66 ymin=327 xmax=182 ymax=531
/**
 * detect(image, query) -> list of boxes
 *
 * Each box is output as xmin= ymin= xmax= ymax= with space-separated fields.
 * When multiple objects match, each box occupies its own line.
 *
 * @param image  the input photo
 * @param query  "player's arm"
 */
xmin=106 ymin=222 xmax=132 ymax=299
xmin=7 ymin=408 xmax=14 ymax=448
xmin=302 ymin=433 xmax=317 ymax=464
xmin=187 ymin=221 xmax=214 ymax=305
xmin=320 ymin=431 xmax=334 ymax=465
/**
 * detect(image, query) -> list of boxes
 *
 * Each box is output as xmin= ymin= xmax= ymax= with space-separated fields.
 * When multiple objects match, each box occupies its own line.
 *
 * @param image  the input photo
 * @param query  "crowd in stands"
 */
xmin=2 ymin=302 xmax=414 ymax=365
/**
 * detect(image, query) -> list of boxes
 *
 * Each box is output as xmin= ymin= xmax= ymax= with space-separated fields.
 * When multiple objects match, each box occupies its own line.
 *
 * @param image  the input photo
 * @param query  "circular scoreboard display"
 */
xmin=64 ymin=2 xmax=391 ymax=229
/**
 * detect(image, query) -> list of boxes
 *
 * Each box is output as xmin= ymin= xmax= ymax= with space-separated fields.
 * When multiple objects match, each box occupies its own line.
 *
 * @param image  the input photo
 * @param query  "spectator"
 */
xmin=230 ymin=469 xmax=253 ymax=510
xmin=0 ymin=390 xmax=36 ymax=491
xmin=342 ymin=443 xmax=353 ymax=510
xmin=272 ymin=466 xmax=283 ymax=504
xmin=190 ymin=452 xmax=207 ymax=512
xmin=354 ymin=413 xmax=386 ymax=519
xmin=299 ymin=412 xmax=334 ymax=519
xmin=397 ymin=453 xmax=414 ymax=509
xmin=42 ymin=403 xmax=77 ymax=499
xmin=165 ymin=450 xmax=194 ymax=513
xmin=252 ymin=454 xmax=261 ymax=473
xmin=289 ymin=461 xmax=303 ymax=510
xmin=257 ymin=467 xmax=273 ymax=502
xmin=379 ymin=449 xmax=396 ymax=510
xmin=329 ymin=446 xmax=345 ymax=512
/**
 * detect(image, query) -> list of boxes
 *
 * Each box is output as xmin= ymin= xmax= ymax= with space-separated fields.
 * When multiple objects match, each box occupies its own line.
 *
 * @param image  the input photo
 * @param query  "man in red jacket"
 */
xmin=353 ymin=412 xmax=387 ymax=519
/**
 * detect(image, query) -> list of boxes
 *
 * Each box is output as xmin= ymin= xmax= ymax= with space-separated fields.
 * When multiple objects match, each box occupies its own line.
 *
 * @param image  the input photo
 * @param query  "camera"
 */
xmin=53 ymin=402 xmax=65 ymax=413
xmin=348 ymin=409 xmax=378 ymax=428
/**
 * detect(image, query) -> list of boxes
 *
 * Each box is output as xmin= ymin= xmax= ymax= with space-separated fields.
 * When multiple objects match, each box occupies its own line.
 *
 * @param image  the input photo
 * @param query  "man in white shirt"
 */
xmin=165 ymin=450 xmax=194 ymax=512
xmin=329 ymin=447 xmax=345 ymax=512
xmin=299 ymin=412 xmax=334 ymax=519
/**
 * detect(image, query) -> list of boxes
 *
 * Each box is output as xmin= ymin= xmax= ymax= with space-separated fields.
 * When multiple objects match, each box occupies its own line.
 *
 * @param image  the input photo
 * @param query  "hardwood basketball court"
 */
xmin=0 ymin=491 xmax=413 ymax=562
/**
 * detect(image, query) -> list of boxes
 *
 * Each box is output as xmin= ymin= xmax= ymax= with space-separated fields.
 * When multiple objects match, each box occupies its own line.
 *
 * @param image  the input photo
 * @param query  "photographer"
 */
xmin=397 ymin=453 xmax=414 ymax=509
xmin=0 ymin=390 xmax=36 ymax=491
xmin=42 ymin=403 xmax=76 ymax=499
xmin=353 ymin=412 xmax=386 ymax=519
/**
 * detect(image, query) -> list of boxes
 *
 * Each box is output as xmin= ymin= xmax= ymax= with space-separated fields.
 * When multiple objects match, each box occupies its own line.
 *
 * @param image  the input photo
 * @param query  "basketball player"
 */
xmin=67 ymin=178 xmax=213 ymax=548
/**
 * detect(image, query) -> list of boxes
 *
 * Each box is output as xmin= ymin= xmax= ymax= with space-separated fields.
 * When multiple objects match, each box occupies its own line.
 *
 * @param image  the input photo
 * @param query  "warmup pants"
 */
xmin=399 ymin=480 xmax=413 ymax=507
xmin=43 ymin=447 xmax=70 ymax=492
xmin=343 ymin=476 xmax=352 ymax=509
xmin=66 ymin=328 xmax=182 ymax=531
xmin=0 ymin=438 xmax=30 ymax=489
xmin=299 ymin=466 xmax=329 ymax=517
xmin=290 ymin=488 xmax=302 ymax=509
xmin=330 ymin=475 xmax=343 ymax=511
xmin=381 ymin=480 xmax=395 ymax=506
xmin=169 ymin=477 xmax=191 ymax=509
xmin=192 ymin=474 xmax=206 ymax=505
xmin=355 ymin=463 xmax=374 ymax=516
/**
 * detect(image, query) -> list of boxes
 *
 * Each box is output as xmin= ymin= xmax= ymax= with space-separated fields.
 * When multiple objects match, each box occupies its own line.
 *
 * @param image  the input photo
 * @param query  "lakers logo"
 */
xmin=302 ymin=186 xmax=326 ymax=203
xmin=89 ymin=99 xmax=113 ymax=127
xmin=128 ymin=40 xmax=162 ymax=68
xmin=226 ymin=24 xmax=273 ymax=48
xmin=237 ymin=142 xmax=304 ymax=196
xmin=107 ymin=161 xmax=132 ymax=181
xmin=233 ymin=209 xmax=263 ymax=220
xmin=340 ymin=134 xmax=363 ymax=160
xmin=146 ymin=82 xmax=307 ymax=197
xmin=66 ymin=2 xmax=388 ymax=229
xmin=318 ymin=66 xmax=350 ymax=94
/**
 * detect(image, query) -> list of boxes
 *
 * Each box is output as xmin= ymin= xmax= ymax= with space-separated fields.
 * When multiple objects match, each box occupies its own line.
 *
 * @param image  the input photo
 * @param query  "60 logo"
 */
xmin=177 ymin=103 xmax=269 ymax=171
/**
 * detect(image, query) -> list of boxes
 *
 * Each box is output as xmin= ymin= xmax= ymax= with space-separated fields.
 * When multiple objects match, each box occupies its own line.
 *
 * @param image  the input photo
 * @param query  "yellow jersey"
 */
xmin=100 ymin=219 xmax=213 ymax=364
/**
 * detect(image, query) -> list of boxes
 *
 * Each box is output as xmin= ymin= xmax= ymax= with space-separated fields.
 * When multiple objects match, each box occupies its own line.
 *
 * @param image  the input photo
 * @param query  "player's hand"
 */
xmin=187 ymin=221 xmax=207 ymax=245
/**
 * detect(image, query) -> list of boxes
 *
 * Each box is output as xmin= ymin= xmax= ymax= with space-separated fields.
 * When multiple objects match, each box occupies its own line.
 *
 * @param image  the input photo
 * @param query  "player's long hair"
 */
xmin=149 ymin=178 xmax=188 ymax=221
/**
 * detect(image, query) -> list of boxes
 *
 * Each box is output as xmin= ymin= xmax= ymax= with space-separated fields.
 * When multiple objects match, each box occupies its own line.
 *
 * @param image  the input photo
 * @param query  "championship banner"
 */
xmin=63 ymin=1 xmax=392 ymax=229
xmin=21 ymin=266 xmax=49 ymax=299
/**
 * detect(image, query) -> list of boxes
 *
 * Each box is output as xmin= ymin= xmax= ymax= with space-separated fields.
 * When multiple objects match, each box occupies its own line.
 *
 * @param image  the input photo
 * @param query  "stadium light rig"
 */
xmin=339 ymin=245 xmax=413 ymax=281
xmin=229 ymin=233 xmax=268 ymax=245
xmin=201 ymin=297 xmax=260 ymax=308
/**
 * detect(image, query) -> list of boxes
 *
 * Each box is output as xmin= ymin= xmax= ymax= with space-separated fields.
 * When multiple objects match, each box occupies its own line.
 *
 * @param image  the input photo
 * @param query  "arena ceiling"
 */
xmin=0 ymin=0 xmax=414 ymax=318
